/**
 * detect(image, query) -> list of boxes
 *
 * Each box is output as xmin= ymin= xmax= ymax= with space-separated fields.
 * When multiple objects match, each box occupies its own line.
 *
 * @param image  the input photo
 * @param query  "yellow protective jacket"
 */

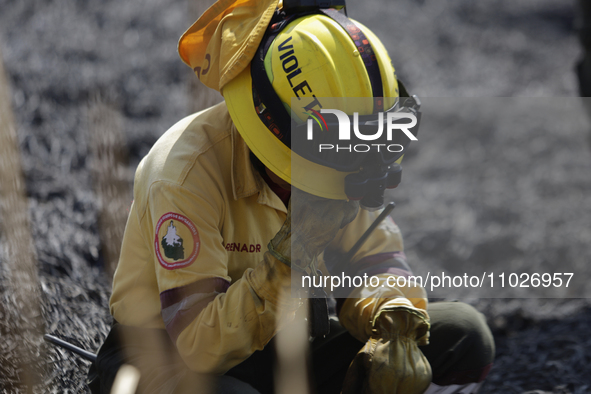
xmin=110 ymin=101 xmax=427 ymax=375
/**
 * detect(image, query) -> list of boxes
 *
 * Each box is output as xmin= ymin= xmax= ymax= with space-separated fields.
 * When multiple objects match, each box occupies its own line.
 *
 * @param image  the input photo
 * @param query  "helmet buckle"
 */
xmin=345 ymin=163 xmax=402 ymax=211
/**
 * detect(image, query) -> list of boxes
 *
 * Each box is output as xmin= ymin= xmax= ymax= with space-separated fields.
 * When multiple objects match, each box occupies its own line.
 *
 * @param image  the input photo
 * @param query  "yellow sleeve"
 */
xmin=146 ymin=180 xmax=299 ymax=375
xmin=322 ymin=208 xmax=428 ymax=343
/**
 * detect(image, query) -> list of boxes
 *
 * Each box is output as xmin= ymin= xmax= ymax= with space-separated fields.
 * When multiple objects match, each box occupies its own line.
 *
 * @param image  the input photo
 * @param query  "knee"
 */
xmin=437 ymin=302 xmax=495 ymax=365
xmin=426 ymin=301 xmax=495 ymax=385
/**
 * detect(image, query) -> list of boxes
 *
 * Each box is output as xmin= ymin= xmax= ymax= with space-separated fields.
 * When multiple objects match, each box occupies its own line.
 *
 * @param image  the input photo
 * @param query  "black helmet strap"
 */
xmin=320 ymin=8 xmax=384 ymax=111
xmin=251 ymin=7 xmax=385 ymax=150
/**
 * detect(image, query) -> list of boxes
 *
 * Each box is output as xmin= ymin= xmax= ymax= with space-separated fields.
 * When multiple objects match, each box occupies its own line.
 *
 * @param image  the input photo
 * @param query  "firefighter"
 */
xmin=87 ymin=1 xmax=494 ymax=393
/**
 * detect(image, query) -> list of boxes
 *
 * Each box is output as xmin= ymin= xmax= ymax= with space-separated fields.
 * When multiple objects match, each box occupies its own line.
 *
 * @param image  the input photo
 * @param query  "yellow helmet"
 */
xmin=223 ymin=7 xmax=414 ymax=205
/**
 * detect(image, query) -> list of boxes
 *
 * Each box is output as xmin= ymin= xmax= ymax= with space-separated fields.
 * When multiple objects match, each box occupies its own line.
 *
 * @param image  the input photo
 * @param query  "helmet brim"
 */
xmin=223 ymin=66 xmax=351 ymax=200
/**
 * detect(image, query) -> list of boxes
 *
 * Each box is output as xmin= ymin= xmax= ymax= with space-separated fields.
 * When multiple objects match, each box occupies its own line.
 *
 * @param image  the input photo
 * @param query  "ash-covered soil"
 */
xmin=1 ymin=0 xmax=590 ymax=392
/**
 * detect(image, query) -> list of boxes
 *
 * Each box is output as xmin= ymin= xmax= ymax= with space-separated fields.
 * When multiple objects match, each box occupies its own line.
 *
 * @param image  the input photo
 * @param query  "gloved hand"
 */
xmin=342 ymin=308 xmax=432 ymax=394
xmin=247 ymin=188 xmax=357 ymax=312
xmin=268 ymin=187 xmax=359 ymax=272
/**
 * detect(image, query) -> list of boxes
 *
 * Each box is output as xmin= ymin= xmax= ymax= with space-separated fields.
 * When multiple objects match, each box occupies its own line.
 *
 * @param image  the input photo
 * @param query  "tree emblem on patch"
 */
xmin=155 ymin=212 xmax=200 ymax=270
xmin=161 ymin=220 xmax=184 ymax=260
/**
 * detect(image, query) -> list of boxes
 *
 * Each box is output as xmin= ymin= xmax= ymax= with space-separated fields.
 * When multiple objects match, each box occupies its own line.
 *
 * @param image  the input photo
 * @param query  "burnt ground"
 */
xmin=1 ymin=0 xmax=591 ymax=392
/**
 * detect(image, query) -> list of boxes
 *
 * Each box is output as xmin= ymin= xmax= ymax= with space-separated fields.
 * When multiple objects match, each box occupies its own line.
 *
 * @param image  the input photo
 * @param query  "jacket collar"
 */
xmin=230 ymin=124 xmax=287 ymax=213
xmin=231 ymin=124 xmax=260 ymax=200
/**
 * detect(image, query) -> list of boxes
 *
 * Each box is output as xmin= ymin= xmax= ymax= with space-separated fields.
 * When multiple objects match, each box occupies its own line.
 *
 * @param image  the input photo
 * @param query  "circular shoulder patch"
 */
xmin=155 ymin=212 xmax=200 ymax=270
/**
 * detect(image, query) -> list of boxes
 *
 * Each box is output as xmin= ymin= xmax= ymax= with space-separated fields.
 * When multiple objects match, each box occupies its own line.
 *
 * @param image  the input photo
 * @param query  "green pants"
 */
xmin=88 ymin=301 xmax=494 ymax=394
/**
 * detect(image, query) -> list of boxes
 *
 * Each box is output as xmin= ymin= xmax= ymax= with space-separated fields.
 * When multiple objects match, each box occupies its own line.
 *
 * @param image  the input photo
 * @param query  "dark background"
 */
xmin=1 ymin=0 xmax=590 ymax=392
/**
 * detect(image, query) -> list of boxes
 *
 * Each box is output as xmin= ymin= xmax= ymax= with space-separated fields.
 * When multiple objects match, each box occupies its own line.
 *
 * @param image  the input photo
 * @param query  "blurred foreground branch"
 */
xmin=0 ymin=45 xmax=44 ymax=391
